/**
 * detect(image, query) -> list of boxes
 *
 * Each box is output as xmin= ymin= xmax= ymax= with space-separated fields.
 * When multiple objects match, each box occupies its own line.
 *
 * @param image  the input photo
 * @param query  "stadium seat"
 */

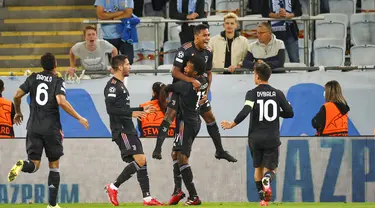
xmin=163 ymin=40 xmax=180 ymax=65
xmin=136 ymin=17 xmax=165 ymax=48
xmin=361 ymin=0 xmax=375 ymax=12
xmin=350 ymin=45 xmax=375 ymax=67
xmin=315 ymin=13 xmax=348 ymax=39
xmin=313 ymin=39 xmax=346 ymax=66
xmin=167 ymin=22 xmax=181 ymax=41
xmin=207 ymin=15 xmax=224 ymax=37
xmin=242 ymin=15 xmax=261 ymax=39
xmin=284 ymin=39 xmax=312 ymax=64
xmin=215 ymin=0 xmax=241 ymax=16
xmin=133 ymin=41 xmax=156 ymax=69
xmin=329 ymin=0 xmax=356 ymax=24
xmin=350 ymin=13 xmax=375 ymax=45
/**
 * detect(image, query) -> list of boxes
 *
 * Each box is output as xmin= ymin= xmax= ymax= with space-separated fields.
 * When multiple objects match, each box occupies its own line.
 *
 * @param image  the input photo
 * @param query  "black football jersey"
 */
xmin=234 ymin=84 xmax=294 ymax=149
xmin=19 ymin=71 xmax=66 ymax=134
xmin=172 ymin=42 xmax=213 ymax=83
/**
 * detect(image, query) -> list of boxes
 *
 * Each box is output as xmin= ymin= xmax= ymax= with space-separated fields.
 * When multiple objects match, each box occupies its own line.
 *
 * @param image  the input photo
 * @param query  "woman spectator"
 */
xmin=312 ymin=80 xmax=350 ymax=136
xmin=138 ymin=82 xmax=176 ymax=138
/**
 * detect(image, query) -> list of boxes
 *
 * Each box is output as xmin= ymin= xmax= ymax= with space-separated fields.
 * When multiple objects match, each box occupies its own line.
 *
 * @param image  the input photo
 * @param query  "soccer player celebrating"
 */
xmin=103 ymin=55 xmax=163 ymax=206
xmin=8 ymin=53 xmax=89 ymax=208
xmin=164 ymin=55 xmax=208 ymax=205
xmin=153 ymin=23 xmax=237 ymax=204
xmin=221 ymin=61 xmax=294 ymax=206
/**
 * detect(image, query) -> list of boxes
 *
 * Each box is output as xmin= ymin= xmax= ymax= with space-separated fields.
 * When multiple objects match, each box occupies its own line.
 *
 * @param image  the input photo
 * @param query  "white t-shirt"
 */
xmin=71 ymin=39 xmax=114 ymax=71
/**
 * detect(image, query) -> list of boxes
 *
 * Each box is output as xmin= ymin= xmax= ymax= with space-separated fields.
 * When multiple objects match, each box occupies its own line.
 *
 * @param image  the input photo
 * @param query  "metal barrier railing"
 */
xmin=83 ymin=16 xmax=324 ymax=69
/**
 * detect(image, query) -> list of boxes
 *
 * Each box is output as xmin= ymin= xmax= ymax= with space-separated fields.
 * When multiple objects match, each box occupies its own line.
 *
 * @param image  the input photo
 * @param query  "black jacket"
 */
xmin=169 ymin=0 xmax=205 ymax=20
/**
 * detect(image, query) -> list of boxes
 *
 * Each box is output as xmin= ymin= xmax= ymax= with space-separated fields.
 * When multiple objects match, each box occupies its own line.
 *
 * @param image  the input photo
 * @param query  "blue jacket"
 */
xmin=117 ymin=15 xmax=140 ymax=44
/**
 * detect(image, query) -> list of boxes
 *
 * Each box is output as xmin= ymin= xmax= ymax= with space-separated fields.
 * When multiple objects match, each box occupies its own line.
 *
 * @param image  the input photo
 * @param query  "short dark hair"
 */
xmin=254 ymin=62 xmax=272 ymax=81
xmin=111 ymin=55 xmax=128 ymax=71
xmin=0 ymin=79 xmax=4 ymax=91
xmin=189 ymin=55 xmax=205 ymax=75
xmin=83 ymin=25 xmax=97 ymax=36
xmin=193 ymin=24 xmax=209 ymax=36
xmin=41 ymin=53 xmax=56 ymax=71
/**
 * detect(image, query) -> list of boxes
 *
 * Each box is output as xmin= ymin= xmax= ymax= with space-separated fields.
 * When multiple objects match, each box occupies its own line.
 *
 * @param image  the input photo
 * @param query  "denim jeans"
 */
xmin=284 ymin=36 xmax=300 ymax=63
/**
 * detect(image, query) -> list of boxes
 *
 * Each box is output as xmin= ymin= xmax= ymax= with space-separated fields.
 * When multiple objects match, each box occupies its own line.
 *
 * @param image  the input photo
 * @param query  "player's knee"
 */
xmin=133 ymin=154 xmax=146 ymax=167
xmin=48 ymin=160 xmax=59 ymax=169
xmin=177 ymin=153 xmax=189 ymax=165
xmin=171 ymin=151 xmax=178 ymax=160
xmin=203 ymin=111 xmax=215 ymax=123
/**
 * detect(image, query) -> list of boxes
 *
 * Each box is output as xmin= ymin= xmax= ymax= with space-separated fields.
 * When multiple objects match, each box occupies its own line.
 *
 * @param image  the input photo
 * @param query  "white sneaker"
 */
xmin=47 ymin=204 xmax=61 ymax=208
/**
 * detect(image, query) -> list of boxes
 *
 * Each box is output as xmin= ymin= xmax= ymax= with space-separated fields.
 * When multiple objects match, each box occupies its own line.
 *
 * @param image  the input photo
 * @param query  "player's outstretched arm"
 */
xmin=13 ymin=88 xmax=26 ymax=125
xmin=278 ymin=90 xmax=294 ymax=118
xmin=56 ymin=94 xmax=89 ymax=130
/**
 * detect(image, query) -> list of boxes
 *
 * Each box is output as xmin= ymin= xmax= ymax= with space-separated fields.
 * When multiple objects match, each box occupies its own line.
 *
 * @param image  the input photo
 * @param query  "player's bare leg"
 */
xmin=168 ymin=151 xmax=186 ymax=205
xmin=255 ymin=166 xmax=268 ymax=206
xmin=48 ymin=160 xmax=61 ymax=208
xmin=262 ymin=168 xmax=276 ymax=202
xmin=201 ymin=110 xmax=237 ymax=162
xmin=153 ymin=107 xmax=177 ymax=159
xmin=177 ymin=152 xmax=201 ymax=205
xmin=8 ymin=159 xmax=40 ymax=182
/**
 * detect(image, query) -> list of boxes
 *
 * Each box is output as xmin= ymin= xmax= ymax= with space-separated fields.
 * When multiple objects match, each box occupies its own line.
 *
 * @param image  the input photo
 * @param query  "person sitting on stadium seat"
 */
xmin=243 ymin=22 xmax=286 ymax=70
xmin=208 ymin=13 xmax=249 ymax=74
xmin=68 ymin=25 xmax=118 ymax=80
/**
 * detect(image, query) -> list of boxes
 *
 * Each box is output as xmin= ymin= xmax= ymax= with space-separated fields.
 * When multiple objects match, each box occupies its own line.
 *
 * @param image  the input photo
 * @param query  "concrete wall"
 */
xmin=0 ymin=136 xmax=374 ymax=203
xmin=1 ymin=72 xmax=375 ymax=137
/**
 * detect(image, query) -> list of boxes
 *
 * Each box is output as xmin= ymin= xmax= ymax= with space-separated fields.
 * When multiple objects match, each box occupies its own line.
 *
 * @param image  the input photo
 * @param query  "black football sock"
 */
xmin=155 ymin=120 xmax=171 ymax=150
xmin=264 ymin=171 xmax=276 ymax=183
xmin=137 ymin=164 xmax=151 ymax=198
xmin=207 ymin=122 xmax=224 ymax=152
xmin=114 ymin=161 xmax=139 ymax=188
xmin=21 ymin=159 xmax=36 ymax=173
xmin=180 ymin=164 xmax=197 ymax=197
xmin=173 ymin=160 xmax=182 ymax=194
xmin=48 ymin=168 xmax=60 ymax=206
xmin=255 ymin=181 xmax=263 ymax=192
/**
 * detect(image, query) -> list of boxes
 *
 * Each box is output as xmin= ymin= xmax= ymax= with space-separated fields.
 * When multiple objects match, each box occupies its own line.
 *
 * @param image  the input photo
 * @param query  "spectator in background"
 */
xmin=95 ymin=0 xmax=135 ymax=64
xmin=208 ymin=13 xmax=248 ymax=74
xmin=138 ymin=82 xmax=176 ymax=138
xmin=243 ymin=22 xmax=285 ymax=70
xmin=312 ymin=80 xmax=349 ymax=137
xmin=133 ymin=0 xmax=144 ymax=17
xmin=261 ymin=0 xmax=302 ymax=63
xmin=320 ymin=0 xmax=330 ymax=13
xmin=0 ymin=79 xmax=15 ymax=138
xmin=170 ymin=0 xmax=206 ymax=45
xmin=69 ymin=26 xmax=118 ymax=79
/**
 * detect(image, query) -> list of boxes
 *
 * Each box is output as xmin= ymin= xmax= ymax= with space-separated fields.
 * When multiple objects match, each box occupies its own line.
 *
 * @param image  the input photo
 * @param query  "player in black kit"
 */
xmin=8 ymin=53 xmax=89 ymax=208
xmin=103 ymin=55 xmax=163 ymax=206
xmin=153 ymin=24 xmax=237 ymax=204
xmin=221 ymin=61 xmax=294 ymax=206
xmin=164 ymin=55 xmax=207 ymax=205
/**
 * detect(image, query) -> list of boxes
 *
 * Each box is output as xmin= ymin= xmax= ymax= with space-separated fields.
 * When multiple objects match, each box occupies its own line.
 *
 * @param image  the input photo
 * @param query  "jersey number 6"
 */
xmin=36 ymin=83 xmax=49 ymax=106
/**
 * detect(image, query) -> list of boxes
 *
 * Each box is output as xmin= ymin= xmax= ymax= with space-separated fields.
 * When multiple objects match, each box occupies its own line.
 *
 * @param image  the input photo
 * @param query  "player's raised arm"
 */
xmin=277 ymin=90 xmax=294 ymax=118
xmin=221 ymin=90 xmax=254 ymax=129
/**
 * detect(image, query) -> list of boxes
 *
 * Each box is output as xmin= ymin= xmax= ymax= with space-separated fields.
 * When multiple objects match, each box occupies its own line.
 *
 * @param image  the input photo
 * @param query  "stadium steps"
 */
xmin=4 ymin=0 xmax=95 ymax=6
xmin=0 ymin=4 xmax=96 ymax=71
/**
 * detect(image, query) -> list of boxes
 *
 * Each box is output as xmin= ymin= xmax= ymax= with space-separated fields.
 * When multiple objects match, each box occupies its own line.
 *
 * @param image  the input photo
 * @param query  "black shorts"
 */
xmin=167 ymin=92 xmax=179 ymax=111
xmin=172 ymin=121 xmax=200 ymax=158
xmin=249 ymin=144 xmax=279 ymax=170
xmin=114 ymin=132 xmax=144 ymax=163
xmin=199 ymin=101 xmax=212 ymax=115
xmin=26 ymin=130 xmax=64 ymax=162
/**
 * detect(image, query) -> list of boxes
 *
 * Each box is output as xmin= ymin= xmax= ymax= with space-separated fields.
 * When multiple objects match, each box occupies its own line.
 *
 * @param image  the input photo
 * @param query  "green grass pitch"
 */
xmin=0 ymin=203 xmax=374 ymax=208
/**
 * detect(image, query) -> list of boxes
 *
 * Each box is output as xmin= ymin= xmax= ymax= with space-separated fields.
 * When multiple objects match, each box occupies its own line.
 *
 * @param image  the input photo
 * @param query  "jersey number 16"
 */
xmin=257 ymin=99 xmax=277 ymax=122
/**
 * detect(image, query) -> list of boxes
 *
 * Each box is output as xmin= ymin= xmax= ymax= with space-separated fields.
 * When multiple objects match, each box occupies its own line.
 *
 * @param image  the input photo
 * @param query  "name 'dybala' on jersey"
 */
xmin=257 ymin=91 xmax=276 ymax=97
xmin=36 ymin=74 xmax=53 ymax=82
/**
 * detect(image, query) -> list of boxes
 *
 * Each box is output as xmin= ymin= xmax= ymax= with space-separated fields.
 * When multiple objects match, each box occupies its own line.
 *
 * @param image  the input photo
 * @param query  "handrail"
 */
xmin=83 ymin=15 xmax=325 ymax=69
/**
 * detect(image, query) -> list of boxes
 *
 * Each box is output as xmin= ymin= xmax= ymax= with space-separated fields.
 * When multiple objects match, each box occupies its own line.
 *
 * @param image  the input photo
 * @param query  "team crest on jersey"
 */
xmin=182 ymin=42 xmax=193 ymax=50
